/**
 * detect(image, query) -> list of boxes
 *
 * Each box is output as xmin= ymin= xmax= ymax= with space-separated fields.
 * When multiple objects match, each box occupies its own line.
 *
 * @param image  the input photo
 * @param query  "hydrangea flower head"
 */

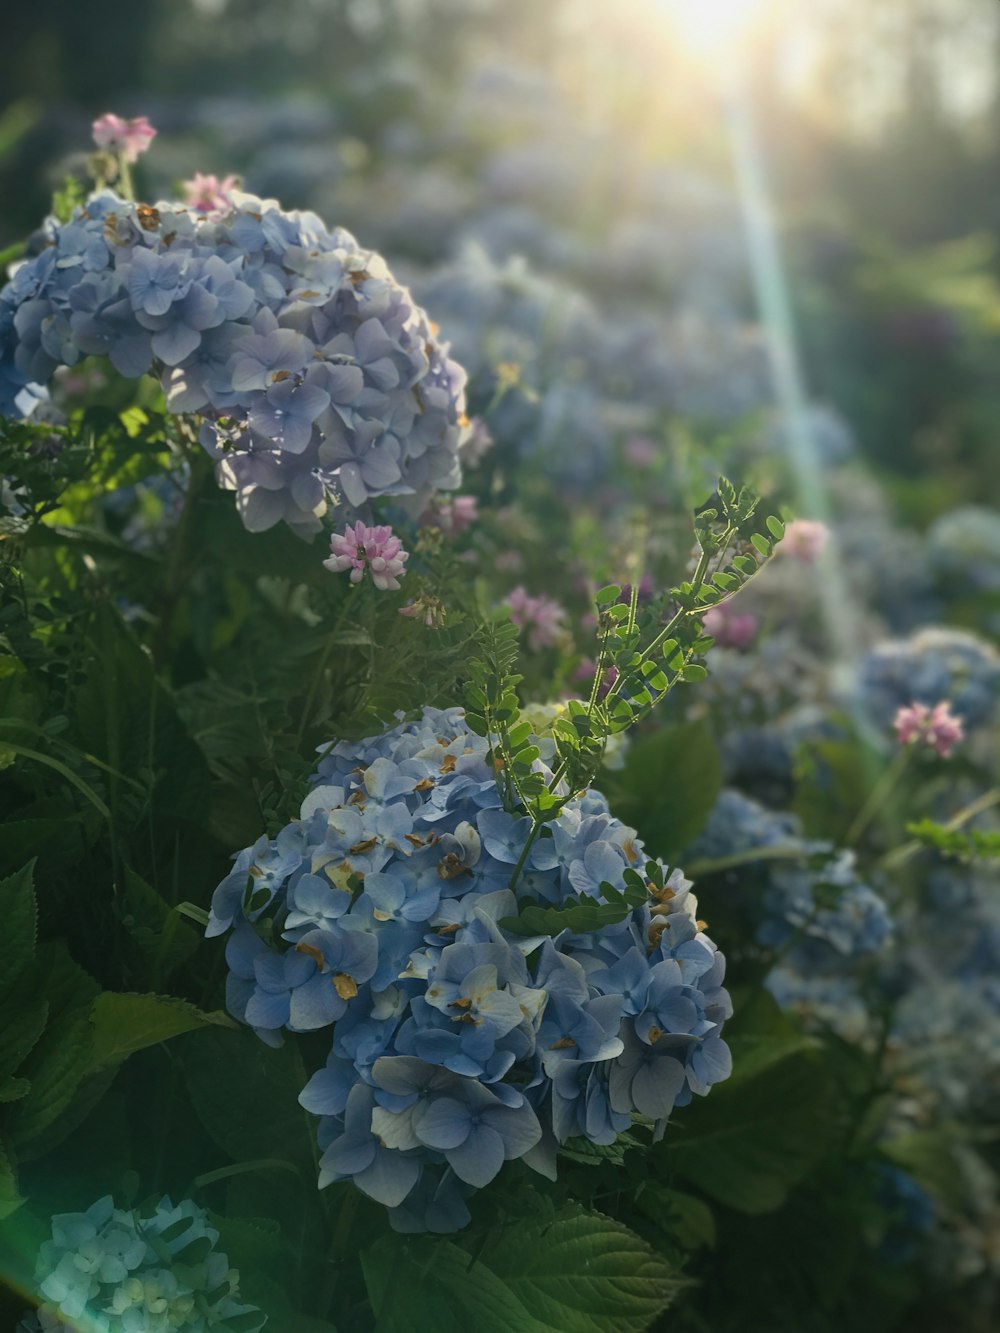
xmin=323 ymin=520 xmax=409 ymax=589
xmin=23 ymin=1194 xmax=265 ymax=1332
xmin=687 ymin=789 xmax=892 ymax=960
xmin=0 ymin=183 xmax=468 ymax=535
xmin=208 ymin=706 xmax=732 ymax=1231
xmin=857 ymin=628 xmax=1000 ymax=732
xmin=894 ymin=699 xmax=964 ymax=758
xmin=91 ymin=114 xmax=157 ymax=163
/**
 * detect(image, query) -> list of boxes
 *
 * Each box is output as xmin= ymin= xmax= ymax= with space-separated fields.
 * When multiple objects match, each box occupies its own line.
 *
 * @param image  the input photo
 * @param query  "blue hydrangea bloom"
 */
xmin=686 ymin=789 xmax=892 ymax=960
xmin=0 ymin=189 xmax=468 ymax=536
xmin=856 ymin=627 xmax=1000 ymax=732
xmin=22 ymin=1194 xmax=265 ymax=1332
xmin=208 ymin=706 xmax=732 ymax=1230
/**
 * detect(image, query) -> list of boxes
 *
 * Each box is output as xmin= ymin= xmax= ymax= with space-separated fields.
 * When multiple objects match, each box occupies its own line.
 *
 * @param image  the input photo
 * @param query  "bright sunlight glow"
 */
xmin=660 ymin=0 xmax=765 ymax=56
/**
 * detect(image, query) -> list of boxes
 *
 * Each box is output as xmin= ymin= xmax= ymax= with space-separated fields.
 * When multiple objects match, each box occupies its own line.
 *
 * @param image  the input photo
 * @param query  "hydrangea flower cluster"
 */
xmin=687 ymin=789 xmax=892 ymax=960
xmin=0 ymin=187 xmax=468 ymax=534
xmin=857 ymin=628 xmax=1000 ymax=733
xmin=207 ymin=707 xmax=731 ymax=1232
xmin=19 ymin=1194 xmax=264 ymax=1333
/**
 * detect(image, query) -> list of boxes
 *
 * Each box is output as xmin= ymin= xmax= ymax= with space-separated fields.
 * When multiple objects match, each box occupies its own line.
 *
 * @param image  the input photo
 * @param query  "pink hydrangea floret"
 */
xmin=506 ymin=586 xmax=567 ymax=652
xmin=323 ymin=521 xmax=409 ymax=591
xmin=703 ymin=604 xmax=759 ymax=651
xmin=182 ymin=171 xmax=239 ymax=218
xmin=780 ymin=518 xmax=829 ymax=563
xmin=893 ymin=700 xmax=964 ymax=758
xmin=91 ymin=113 xmax=157 ymax=164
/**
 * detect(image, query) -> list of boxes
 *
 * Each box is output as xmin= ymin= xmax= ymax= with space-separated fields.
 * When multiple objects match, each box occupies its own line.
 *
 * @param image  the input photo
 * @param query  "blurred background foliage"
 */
xmin=4 ymin=0 xmax=1000 ymax=509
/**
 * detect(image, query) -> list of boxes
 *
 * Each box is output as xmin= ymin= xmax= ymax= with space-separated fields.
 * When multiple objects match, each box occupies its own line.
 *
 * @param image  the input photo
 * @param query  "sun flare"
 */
xmin=660 ymin=0 xmax=765 ymax=54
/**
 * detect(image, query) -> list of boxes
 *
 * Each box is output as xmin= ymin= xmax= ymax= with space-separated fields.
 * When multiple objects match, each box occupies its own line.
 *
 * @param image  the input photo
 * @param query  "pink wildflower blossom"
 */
xmin=506 ymin=586 xmax=567 ymax=652
xmin=91 ymin=113 xmax=157 ymax=164
xmin=399 ymin=595 xmax=446 ymax=628
xmin=182 ymin=171 xmax=239 ymax=217
xmin=893 ymin=700 xmax=964 ymax=758
xmin=323 ymin=521 xmax=409 ymax=590
xmin=703 ymin=604 xmax=759 ymax=651
xmin=780 ymin=518 xmax=829 ymax=563
xmin=421 ymin=494 xmax=478 ymax=536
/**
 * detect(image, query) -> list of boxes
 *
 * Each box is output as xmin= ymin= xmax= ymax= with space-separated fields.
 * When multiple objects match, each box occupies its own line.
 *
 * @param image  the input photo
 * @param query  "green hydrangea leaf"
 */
xmin=87 ymin=992 xmax=235 ymax=1072
xmin=0 ymin=861 xmax=37 ymax=1003
xmin=363 ymin=1204 xmax=679 ymax=1333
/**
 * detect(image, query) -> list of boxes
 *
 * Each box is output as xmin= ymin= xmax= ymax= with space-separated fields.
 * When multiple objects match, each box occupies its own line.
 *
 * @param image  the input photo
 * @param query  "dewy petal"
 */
xmin=630 ymin=1053 xmax=686 ymax=1119
xmin=484 ymin=1103 xmax=542 ymax=1161
xmin=244 ymin=987 xmax=291 ymax=1029
xmin=445 ymin=1122 xmax=506 ymax=1188
xmin=151 ymin=321 xmax=202 ymax=366
xmin=320 ymin=1129 xmax=376 ymax=1178
xmin=237 ymin=486 xmax=285 ymax=532
xmin=108 ymin=332 xmax=153 ymax=378
xmin=356 ymin=1150 xmax=421 ymax=1208
xmin=410 ymin=1096 xmax=472 ymax=1150
xmin=370 ymin=1105 xmax=422 ymax=1152
xmin=337 ymin=459 xmax=370 ymax=508
xmin=299 ymin=1065 xmax=347 ymax=1116
xmin=288 ymin=973 xmax=344 ymax=1030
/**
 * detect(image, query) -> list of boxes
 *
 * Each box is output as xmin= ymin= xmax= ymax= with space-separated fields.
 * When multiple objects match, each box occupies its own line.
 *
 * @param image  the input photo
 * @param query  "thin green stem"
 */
xmin=846 ymin=745 xmax=913 ymax=846
xmin=603 ymin=535 xmax=721 ymax=712
xmin=3 ymin=742 xmax=111 ymax=819
xmin=117 ymin=153 xmax=135 ymax=202
xmin=507 ymin=818 xmax=542 ymax=895
xmin=152 ymin=445 xmax=205 ymax=667
xmin=880 ymin=785 xmax=1000 ymax=872
xmin=686 ymin=844 xmax=808 ymax=878
xmin=295 ymin=592 xmax=359 ymax=749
